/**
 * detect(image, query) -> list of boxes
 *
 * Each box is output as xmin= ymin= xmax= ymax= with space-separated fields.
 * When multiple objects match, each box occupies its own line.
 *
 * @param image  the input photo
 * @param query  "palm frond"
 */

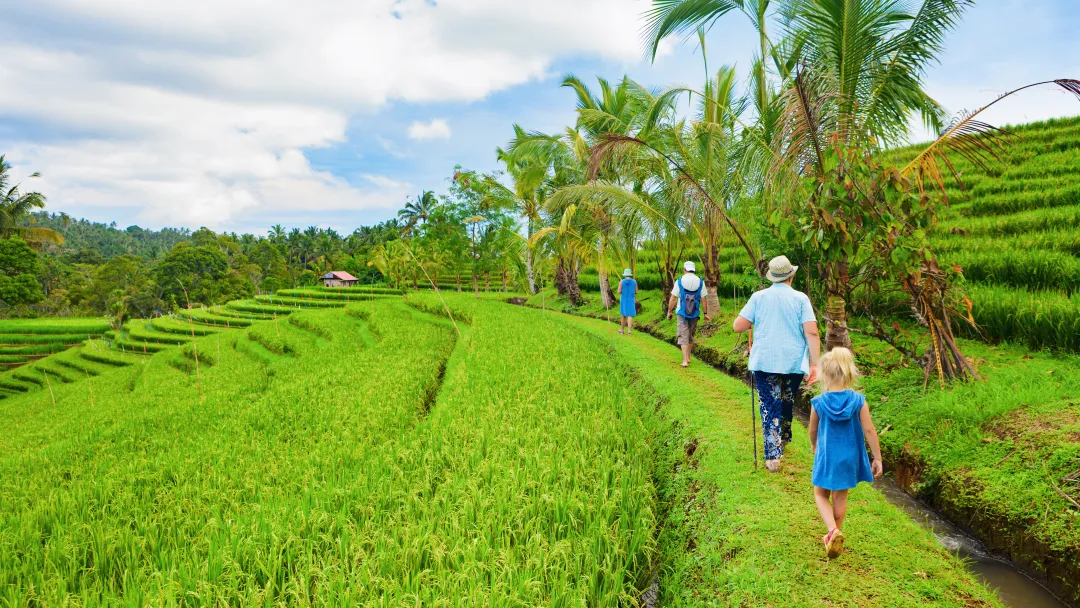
xmin=902 ymin=79 xmax=1080 ymax=194
xmin=862 ymin=0 xmax=972 ymax=136
xmin=16 ymin=226 xmax=64 ymax=246
xmin=771 ymin=68 xmax=834 ymax=187
xmin=642 ymin=0 xmax=744 ymax=61
xmin=577 ymin=108 xmax=630 ymax=138
xmin=561 ymin=75 xmax=598 ymax=111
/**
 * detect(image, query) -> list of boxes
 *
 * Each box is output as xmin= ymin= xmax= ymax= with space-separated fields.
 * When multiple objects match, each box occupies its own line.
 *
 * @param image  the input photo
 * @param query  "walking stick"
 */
xmin=750 ymin=373 xmax=758 ymax=471
xmin=748 ymin=328 xmax=758 ymax=471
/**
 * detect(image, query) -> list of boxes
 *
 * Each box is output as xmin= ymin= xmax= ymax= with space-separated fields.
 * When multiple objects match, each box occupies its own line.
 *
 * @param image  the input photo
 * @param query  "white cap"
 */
xmin=684 ymin=261 xmax=696 ymax=272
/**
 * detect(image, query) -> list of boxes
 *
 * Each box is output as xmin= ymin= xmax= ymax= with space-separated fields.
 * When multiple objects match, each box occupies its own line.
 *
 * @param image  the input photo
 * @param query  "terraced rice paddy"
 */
xmin=0 ymin=318 xmax=110 ymax=372
xmin=881 ymin=116 xmax=1080 ymax=352
xmin=0 ymin=294 xmax=1008 ymax=605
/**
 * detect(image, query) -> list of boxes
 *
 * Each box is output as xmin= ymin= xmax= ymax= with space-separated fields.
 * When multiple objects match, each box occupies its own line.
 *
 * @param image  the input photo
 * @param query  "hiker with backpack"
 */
xmin=666 ymin=261 xmax=711 ymax=368
xmin=732 ymin=255 xmax=821 ymax=472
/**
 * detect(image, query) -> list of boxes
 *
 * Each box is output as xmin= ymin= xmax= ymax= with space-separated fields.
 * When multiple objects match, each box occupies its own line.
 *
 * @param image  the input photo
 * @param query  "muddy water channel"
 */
xmin=790 ymin=409 xmax=1067 ymax=607
xmin=873 ymin=479 xmax=1066 ymax=607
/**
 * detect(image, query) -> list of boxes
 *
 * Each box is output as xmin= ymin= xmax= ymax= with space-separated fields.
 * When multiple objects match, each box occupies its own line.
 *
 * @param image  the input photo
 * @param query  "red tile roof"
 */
xmin=323 ymin=271 xmax=358 ymax=282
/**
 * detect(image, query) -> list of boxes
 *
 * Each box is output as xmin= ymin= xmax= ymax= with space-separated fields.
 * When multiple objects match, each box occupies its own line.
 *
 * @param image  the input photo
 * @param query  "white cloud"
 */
xmin=3 ymin=0 xmax=1075 ymax=232
xmin=407 ymin=119 xmax=452 ymax=141
xmin=0 ymin=0 xmax=655 ymax=230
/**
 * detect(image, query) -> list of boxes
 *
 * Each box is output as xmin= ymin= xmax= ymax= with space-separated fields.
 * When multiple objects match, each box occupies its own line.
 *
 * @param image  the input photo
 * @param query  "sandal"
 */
xmin=823 ymin=528 xmax=845 ymax=559
xmin=618 ymin=329 xmax=624 ymax=334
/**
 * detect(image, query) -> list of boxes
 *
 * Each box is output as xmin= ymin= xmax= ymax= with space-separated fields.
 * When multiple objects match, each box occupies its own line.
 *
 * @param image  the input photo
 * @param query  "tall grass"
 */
xmin=0 ymin=318 xmax=109 ymax=334
xmin=963 ymin=284 xmax=1080 ymax=352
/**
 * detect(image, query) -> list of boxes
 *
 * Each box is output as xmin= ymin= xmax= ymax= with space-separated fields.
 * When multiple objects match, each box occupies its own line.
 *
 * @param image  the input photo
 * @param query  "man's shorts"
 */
xmin=676 ymin=316 xmax=699 ymax=346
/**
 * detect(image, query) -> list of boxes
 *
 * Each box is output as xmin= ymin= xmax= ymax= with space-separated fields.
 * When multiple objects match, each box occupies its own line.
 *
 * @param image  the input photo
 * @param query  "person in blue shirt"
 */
xmin=666 ymin=261 xmax=711 ymax=367
xmin=617 ymin=268 xmax=637 ymax=335
xmin=808 ymin=346 xmax=883 ymax=558
xmin=732 ymin=255 xmax=821 ymax=472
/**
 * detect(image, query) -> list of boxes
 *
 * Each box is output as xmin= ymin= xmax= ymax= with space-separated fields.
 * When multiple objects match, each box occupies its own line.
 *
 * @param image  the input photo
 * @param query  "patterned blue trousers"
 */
xmin=754 ymin=372 xmax=804 ymax=460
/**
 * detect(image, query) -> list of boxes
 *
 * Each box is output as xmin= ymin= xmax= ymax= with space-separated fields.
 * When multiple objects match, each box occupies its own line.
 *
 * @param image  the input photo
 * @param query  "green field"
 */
xmin=0 ymin=318 xmax=110 ymax=371
xmin=0 ymin=295 xmax=1009 ymax=605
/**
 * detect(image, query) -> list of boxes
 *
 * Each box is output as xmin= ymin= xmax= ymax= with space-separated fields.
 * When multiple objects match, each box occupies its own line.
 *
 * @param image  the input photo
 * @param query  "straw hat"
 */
xmin=622 ymin=268 xmax=633 ymax=277
xmin=766 ymin=255 xmax=798 ymax=282
xmin=683 ymin=260 xmax=696 ymax=272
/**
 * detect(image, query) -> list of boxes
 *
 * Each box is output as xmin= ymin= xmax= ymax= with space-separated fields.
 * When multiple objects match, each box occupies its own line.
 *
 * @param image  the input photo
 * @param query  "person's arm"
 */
xmin=860 ymin=405 xmax=883 ymax=478
xmin=803 ymin=320 xmax=821 ymax=384
xmin=734 ymin=294 xmax=754 ymax=333
xmin=808 ymin=408 xmax=819 ymax=453
xmin=702 ymin=286 xmax=711 ymax=322
xmin=667 ymin=294 xmax=678 ymax=319
xmin=617 ymin=281 xmax=623 ymax=295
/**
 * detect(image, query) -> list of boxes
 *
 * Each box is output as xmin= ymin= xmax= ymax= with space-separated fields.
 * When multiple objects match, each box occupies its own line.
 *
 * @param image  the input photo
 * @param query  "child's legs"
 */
xmin=627 ymin=316 xmax=633 ymax=331
xmin=814 ymin=487 xmax=837 ymax=531
xmin=831 ymin=489 xmax=850 ymax=529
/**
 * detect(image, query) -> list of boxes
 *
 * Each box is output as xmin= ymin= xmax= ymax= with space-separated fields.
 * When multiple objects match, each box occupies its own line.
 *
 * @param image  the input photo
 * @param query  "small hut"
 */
xmin=321 ymin=271 xmax=359 ymax=288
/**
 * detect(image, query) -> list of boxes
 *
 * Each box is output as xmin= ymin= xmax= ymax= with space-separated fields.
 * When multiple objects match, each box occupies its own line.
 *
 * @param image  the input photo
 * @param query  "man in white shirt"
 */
xmin=666 ymin=261 xmax=711 ymax=367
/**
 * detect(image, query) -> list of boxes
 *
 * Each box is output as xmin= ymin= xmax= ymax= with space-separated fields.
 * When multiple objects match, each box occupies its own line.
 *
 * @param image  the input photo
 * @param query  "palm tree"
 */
xmin=0 ymin=156 xmax=64 ymax=247
xmin=646 ymin=0 xmax=976 ymax=142
xmin=398 ymin=191 xmax=437 ymax=234
xmin=268 ymin=224 xmax=286 ymax=247
xmin=645 ymin=0 xmax=974 ymax=351
xmin=556 ymin=75 xmax=644 ymax=308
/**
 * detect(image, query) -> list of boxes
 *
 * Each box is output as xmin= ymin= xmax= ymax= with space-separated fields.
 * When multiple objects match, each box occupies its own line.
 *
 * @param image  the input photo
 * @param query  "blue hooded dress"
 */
xmin=811 ymin=390 xmax=874 ymax=490
xmin=619 ymin=278 xmax=637 ymax=317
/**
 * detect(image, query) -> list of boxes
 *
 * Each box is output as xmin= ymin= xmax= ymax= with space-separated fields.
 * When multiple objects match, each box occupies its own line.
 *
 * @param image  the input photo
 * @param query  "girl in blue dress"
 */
xmin=807 ymin=347 xmax=883 ymax=558
xmin=617 ymin=268 xmax=637 ymax=335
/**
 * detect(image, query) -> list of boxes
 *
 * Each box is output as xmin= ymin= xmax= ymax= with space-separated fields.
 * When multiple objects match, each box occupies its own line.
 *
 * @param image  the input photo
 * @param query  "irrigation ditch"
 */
xmin=511 ymin=298 xmax=1072 ymax=608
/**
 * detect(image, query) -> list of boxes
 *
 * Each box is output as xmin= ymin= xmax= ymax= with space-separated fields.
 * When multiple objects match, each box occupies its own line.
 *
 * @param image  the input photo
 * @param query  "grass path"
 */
xmin=554 ymin=312 xmax=1002 ymax=607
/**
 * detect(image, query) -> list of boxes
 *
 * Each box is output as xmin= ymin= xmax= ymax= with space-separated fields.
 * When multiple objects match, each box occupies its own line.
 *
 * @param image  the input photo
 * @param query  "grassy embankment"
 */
xmin=527 ymin=284 xmax=1080 ymax=602
xmin=555 ymin=308 xmax=1001 ymax=606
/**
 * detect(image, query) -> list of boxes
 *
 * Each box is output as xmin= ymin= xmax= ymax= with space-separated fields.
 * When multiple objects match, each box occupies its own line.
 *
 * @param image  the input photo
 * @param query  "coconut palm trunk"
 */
xmin=568 ymin=270 xmax=583 ymax=306
xmin=525 ymin=218 xmax=537 ymax=295
xmin=555 ymin=258 xmax=570 ymax=296
xmin=824 ymin=258 xmax=852 ymax=351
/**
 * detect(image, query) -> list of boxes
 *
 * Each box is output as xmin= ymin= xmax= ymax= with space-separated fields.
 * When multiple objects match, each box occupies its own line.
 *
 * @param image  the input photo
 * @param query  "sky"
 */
xmin=1 ymin=0 xmax=1078 ymax=235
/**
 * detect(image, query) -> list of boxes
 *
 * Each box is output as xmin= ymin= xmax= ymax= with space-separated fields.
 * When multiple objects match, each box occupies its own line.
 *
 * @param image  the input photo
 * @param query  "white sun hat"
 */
xmin=766 ymin=255 xmax=798 ymax=282
xmin=683 ymin=260 xmax=696 ymax=272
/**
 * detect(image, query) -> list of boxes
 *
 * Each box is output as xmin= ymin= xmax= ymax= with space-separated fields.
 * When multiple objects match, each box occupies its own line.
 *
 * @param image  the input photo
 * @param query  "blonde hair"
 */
xmin=819 ymin=347 xmax=860 ymax=390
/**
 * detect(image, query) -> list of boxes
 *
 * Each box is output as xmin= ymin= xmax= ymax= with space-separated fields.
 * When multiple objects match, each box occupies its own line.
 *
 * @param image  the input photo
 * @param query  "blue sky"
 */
xmin=0 ymin=0 xmax=1078 ymax=235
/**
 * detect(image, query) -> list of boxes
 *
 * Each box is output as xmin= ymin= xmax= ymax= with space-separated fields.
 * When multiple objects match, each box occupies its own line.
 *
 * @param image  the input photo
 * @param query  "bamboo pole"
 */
xmin=43 ymin=369 xmax=56 ymax=407
xmin=85 ymin=369 xmax=94 ymax=408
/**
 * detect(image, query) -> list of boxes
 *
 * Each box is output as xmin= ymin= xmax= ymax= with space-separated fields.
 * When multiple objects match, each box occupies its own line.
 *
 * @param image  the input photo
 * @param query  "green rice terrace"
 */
xmin=3 ymin=128 xmax=1080 ymax=607
xmin=0 ymin=292 xmax=1018 ymax=606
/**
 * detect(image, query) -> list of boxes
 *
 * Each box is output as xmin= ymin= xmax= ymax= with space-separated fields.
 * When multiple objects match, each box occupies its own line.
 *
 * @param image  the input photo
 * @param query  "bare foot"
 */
xmin=765 ymin=459 xmax=781 ymax=473
xmin=680 ymin=362 xmax=689 ymax=368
